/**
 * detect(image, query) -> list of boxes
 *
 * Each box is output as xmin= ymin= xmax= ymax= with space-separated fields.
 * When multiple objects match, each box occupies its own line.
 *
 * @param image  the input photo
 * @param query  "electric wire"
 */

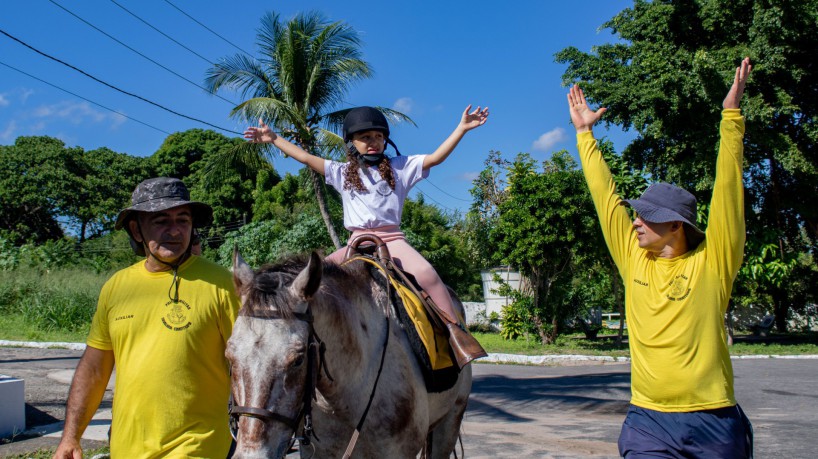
xmin=413 ymin=185 xmax=458 ymax=213
xmin=423 ymin=178 xmax=472 ymax=202
xmin=0 ymin=59 xmax=171 ymax=135
xmin=108 ymin=0 xmax=214 ymax=66
xmin=45 ymin=0 xmax=238 ymax=107
xmin=162 ymin=0 xmax=253 ymax=57
xmin=0 ymin=29 xmax=241 ymax=136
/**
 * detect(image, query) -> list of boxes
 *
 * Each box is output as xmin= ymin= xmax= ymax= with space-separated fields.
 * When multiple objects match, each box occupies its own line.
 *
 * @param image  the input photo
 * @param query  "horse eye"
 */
xmin=293 ymin=355 xmax=305 ymax=367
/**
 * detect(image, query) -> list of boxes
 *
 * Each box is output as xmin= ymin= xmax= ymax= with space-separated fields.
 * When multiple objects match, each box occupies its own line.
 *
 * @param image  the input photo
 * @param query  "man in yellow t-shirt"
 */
xmin=568 ymin=58 xmax=754 ymax=458
xmin=54 ymin=177 xmax=241 ymax=459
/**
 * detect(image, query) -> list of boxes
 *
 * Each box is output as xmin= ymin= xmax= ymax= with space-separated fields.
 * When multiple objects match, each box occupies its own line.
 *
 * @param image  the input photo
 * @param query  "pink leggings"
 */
xmin=326 ymin=227 xmax=456 ymax=323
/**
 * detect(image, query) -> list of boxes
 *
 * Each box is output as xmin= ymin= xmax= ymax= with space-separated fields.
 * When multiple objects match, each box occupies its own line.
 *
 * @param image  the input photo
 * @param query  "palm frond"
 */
xmin=316 ymin=129 xmax=346 ymax=160
xmin=205 ymin=54 xmax=276 ymax=101
xmin=201 ymin=142 xmax=274 ymax=187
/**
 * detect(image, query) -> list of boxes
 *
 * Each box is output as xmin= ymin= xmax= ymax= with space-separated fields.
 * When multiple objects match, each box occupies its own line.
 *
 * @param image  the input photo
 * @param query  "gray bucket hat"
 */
xmin=115 ymin=177 xmax=213 ymax=230
xmin=622 ymin=182 xmax=705 ymax=243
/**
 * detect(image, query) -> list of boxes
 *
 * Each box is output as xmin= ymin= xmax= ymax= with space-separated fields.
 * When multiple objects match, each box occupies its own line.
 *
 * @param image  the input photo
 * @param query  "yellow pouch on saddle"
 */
xmin=391 ymin=280 xmax=455 ymax=370
xmin=350 ymin=257 xmax=455 ymax=371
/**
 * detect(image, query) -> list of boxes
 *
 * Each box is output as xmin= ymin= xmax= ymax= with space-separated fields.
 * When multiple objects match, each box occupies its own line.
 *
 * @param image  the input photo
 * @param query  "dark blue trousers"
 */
xmin=618 ymin=404 xmax=753 ymax=458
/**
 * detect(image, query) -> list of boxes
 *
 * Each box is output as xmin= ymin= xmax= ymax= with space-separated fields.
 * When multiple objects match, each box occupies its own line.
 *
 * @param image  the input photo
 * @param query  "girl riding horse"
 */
xmin=244 ymin=105 xmax=488 ymax=366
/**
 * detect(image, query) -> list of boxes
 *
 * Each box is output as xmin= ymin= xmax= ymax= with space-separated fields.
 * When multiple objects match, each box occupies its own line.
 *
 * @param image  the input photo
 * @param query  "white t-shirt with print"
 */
xmin=325 ymin=155 xmax=429 ymax=230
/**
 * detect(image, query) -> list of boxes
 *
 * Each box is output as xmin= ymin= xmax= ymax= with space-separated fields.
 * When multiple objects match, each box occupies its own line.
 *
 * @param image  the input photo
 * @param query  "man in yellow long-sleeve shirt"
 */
xmin=568 ymin=58 xmax=753 ymax=458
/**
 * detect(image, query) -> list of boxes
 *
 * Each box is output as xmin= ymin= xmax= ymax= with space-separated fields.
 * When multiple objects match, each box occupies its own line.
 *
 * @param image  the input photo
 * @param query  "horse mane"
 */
xmin=241 ymin=253 xmax=352 ymax=319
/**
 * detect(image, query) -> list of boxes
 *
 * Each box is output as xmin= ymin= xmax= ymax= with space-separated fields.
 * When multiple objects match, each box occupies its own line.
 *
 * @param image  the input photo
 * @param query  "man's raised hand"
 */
xmin=567 ymin=84 xmax=607 ymax=133
xmin=723 ymin=57 xmax=752 ymax=110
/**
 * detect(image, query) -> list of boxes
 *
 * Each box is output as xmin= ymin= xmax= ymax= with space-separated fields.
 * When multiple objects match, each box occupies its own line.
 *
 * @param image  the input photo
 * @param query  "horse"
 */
xmin=227 ymin=249 xmax=473 ymax=458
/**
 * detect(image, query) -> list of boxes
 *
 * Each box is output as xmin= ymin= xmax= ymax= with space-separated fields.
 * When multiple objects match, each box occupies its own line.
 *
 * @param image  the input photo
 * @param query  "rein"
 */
xmin=231 ymin=239 xmax=395 ymax=457
xmin=230 ymin=307 xmax=332 ymax=449
xmin=339 ymin=253 xmax=394 ymax=459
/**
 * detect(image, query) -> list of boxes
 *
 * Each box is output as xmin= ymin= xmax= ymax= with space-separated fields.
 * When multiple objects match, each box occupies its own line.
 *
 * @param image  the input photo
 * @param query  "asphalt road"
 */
xmin=1 ymin=347 xmax=817 ymax=458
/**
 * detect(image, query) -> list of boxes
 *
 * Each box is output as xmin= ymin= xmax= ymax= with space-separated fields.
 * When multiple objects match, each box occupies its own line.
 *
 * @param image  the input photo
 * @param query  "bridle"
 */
xmin=230 ymin=237 xmax=394 ymax=458
xmin=229 ymin=305 xmax=332 ymax=449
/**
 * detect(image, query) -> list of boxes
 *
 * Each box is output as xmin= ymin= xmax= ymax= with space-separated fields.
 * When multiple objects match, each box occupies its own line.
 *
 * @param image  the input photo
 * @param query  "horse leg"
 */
xmin=423 ymin=380 xmax=471 ymax=458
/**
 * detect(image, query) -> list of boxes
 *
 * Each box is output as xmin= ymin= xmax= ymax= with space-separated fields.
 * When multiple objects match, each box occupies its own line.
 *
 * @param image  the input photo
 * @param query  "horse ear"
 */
xmin=291 ymin=252 xmax=322 ymax=299
xmin=232 ymin=246 xmax=254 ymax=293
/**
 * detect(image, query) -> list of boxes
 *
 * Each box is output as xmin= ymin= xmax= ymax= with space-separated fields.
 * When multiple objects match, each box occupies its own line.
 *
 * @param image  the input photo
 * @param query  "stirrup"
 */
xmin=446 ymin=322 xmax=487 ymax=368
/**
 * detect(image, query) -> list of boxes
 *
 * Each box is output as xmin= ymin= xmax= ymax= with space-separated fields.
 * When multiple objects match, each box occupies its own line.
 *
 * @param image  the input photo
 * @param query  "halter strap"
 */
xmin=230 ymin=304 xmax=330 ymax=448
xmin=229 ymin=406 xmax=299 ymax=430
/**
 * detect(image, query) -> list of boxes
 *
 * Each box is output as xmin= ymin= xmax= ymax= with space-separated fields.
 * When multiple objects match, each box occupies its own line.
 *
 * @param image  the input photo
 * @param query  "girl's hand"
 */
xmin=460 ymin=105 xmax=490 ymax=131
xmin=567 ymin=84 xmax=607 ymax=133
xmin=244 ymin=119 xmax=277 ymax=143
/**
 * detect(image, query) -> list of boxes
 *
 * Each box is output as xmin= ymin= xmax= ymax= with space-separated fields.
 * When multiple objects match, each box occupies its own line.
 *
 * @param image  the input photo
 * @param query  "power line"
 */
xmin=162 ymin=0 xmax=253 ymax=57
xmin=0 ymin=59 xmax=171 ymax=135
xmin=413 ymin=185 xmax=458 ymax=213
xmin=108 ymin=0 xmax=214 ymax=66
xmin=0 ymin=29 xmax=241 ymax=136
xmin=424 ymin=178 xmax=473 ymax=202
xmin=45 ymin=0 xmax=238 ymax=107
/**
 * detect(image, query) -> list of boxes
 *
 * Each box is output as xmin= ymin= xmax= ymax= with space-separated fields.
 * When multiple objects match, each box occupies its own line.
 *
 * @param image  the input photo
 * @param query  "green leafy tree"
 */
xmin=0 ymin=136 xmax=76 ymax=243
xmin=70 ymin=147 xmax=151 ymax=241
xmin=205 ymin=11 xmax=412 ymax=248
xmin=151 ymin=129 xmax=257 ymax=230
xmin=401 ymin=195 xmax=483 ymax=301
xmin=152 ymin=129 xmax=232 ymax=179
xmin=488 ymin=151 xmax=599 ymax=344
xmin=556 ymin=0 xmax=818 ymax=331
xmin=465 ymin=150 xmax=509 ymax=271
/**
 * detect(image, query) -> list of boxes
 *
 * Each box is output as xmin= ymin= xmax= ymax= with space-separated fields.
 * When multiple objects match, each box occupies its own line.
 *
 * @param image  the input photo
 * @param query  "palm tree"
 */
xmin=205 ymin=11 xmax=412 ymax=248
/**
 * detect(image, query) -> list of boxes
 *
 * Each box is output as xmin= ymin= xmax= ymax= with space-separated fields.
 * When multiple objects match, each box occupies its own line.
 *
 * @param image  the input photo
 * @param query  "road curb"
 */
xmin=6 ymin=339 xmax=818 ymax=365
xmin=0 ymin=340 xmax=87 ymax=351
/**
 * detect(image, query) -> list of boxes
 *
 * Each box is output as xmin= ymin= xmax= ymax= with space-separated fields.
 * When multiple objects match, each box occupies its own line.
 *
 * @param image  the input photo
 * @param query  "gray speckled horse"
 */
xmin=227 ymin=250 xmax=472 ymax=458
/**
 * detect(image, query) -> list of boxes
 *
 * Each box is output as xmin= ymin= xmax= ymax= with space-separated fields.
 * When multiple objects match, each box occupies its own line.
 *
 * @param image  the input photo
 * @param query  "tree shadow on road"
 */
xmin=467 ymin=372 xmax=631 ymax=422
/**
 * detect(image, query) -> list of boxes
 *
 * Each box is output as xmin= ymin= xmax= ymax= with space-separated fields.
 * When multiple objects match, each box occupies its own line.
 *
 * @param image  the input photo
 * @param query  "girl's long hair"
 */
xmin=342 ymin=149 xmax=396 ymax=193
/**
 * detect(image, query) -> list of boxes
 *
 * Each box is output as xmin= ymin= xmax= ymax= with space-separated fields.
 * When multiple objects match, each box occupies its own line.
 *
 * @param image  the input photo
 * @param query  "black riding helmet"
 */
xmin=342 ymin=107 xmax=401 ymax=156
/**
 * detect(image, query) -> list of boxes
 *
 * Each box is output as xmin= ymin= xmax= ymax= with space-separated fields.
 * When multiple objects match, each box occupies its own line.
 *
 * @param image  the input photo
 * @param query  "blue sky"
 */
xmin=1 ymin=0 xmax=634 ymax=216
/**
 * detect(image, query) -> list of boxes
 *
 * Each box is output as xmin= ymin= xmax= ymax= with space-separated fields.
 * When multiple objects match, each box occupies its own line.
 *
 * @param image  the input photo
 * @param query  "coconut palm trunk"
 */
xmin=303 ymin=148 xmax=342 ymax=249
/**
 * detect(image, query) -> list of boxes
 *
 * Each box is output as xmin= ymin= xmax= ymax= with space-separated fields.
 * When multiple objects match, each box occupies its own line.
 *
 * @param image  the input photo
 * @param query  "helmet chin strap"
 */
xmin=136 ymin=222 xmax=192 ymax=303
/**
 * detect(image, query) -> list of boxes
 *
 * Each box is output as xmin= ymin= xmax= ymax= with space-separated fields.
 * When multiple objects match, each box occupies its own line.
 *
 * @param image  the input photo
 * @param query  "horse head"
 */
xmin=227 ymin=249 xmax=323 ymax=459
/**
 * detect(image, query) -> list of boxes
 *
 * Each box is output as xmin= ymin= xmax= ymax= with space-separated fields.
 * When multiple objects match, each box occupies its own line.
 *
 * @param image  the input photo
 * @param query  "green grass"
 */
xmin=0 ymin=267 xmax=106 ymax=342
xmin=473 ymin=331 xmax=631 ymax=357
xmin=472 ymin=331 xmax=818 ymax=357
xmin=0 ymin=313 xmax=89 ymax=343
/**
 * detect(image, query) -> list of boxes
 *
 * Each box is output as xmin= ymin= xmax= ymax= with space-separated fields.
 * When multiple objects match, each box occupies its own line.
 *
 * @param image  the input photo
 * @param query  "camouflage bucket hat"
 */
xmin=114 ymin=177 xmax=213 ymax=230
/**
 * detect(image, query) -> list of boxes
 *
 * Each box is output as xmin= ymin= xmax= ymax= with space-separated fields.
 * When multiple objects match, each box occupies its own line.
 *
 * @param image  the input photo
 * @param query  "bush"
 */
xmin=0 ymin=268 xmax=106 ymax=334
xmin=500 ymin=296 xmax=536 ymax=340
xmin=216 ymin=214 xmax=339 ymax=268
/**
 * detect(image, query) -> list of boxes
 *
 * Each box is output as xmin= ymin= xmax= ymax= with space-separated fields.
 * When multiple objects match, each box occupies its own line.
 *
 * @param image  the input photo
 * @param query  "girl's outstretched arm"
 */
xmin=423 ymin=105 xmax=489 ymax=170
xmin=244 ymin=119 xmax=326 ymax=175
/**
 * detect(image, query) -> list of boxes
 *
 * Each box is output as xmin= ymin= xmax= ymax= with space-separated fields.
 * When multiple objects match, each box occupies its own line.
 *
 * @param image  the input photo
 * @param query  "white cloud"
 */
xmin=31 ymin=101 xmax=121 ymax=127
xmin=109 ymin=111 xmax=127 ymax=129
xmin=19 ymin=88 xmax=34 ymax=103
xmin=1 ymin=121 xmax=17 ymax=141
xmin=459 ymin=171 xmax=480 ymax=182
xmin=392 ymin=97 xmax=414 ymax=115
xmin=0 ymin=94 xmax=9 ymax=107
xmin=29 ymin=121 xmax=46 ymax=133
xmin=532 ymin=127 xmax=567 ymax=152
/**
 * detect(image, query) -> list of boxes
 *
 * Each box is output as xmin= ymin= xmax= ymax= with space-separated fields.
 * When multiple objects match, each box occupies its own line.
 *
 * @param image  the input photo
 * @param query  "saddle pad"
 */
xmin=391 ymin=279 xmax=455 ymax=371
xmin=349 ymin=257 xmax=455 ymax=371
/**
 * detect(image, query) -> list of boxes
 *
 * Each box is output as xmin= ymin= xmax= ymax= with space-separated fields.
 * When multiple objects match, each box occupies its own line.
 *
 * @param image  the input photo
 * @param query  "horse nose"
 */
xmin=234 ymin=418 xmax=268 ymax=451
